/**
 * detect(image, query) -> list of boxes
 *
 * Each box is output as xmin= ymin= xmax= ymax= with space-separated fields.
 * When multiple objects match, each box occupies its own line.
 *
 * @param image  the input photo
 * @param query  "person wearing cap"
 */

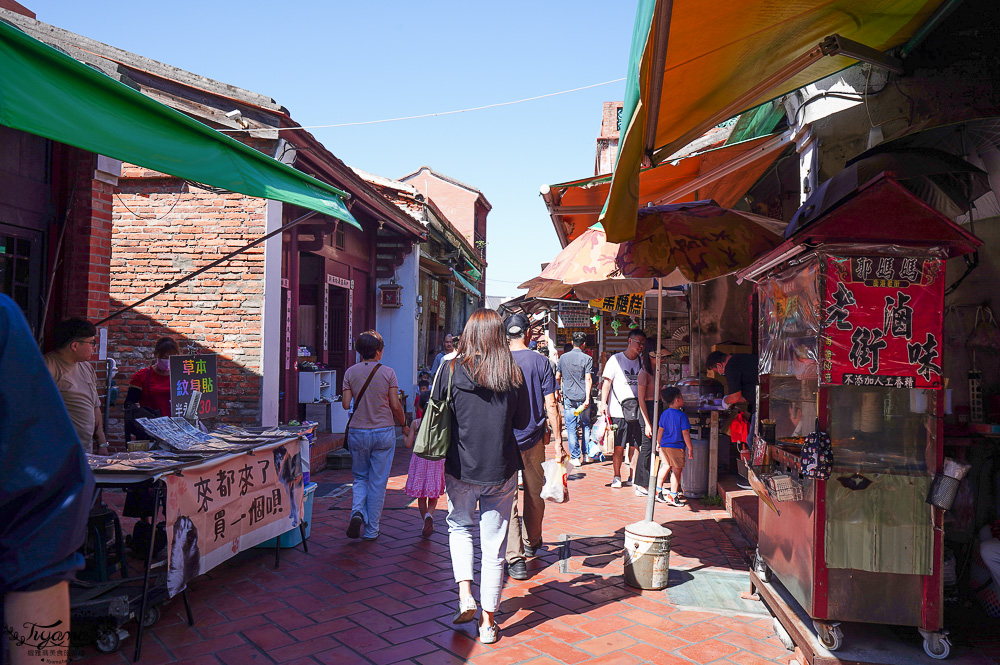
xmin=504 ymin=312 xmax=563 ymax=580
xmin=556 ymin=331 xmax=593 ymax=466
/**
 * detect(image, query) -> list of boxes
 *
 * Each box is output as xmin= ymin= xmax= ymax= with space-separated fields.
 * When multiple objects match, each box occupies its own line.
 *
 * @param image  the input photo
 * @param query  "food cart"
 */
xmin=737 ymin=174 xmax=982 ymax=659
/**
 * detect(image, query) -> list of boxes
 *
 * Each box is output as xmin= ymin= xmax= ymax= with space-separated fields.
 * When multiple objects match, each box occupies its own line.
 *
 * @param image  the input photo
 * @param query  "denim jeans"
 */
xmin=445 ymin=474 xmax=516 ymax=613
xmin=348 ymin=426 xmax=396 ymax=539
xmin=563 ymin=397 xmax=590 ymax=460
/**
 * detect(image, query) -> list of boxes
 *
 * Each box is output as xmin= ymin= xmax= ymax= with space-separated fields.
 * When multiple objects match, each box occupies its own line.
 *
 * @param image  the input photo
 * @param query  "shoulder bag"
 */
xmin=610 ymin=370 xmax=640 ymax=422
xmin=413 ymin=360 xmax=455 ymax=461
xmin=343 ymin=363 xmax=382 ymax=452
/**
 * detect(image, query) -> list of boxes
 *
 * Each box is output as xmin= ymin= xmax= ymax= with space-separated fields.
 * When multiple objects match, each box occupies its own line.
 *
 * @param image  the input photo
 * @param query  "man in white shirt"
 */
xmin=598 ymin=328 xmax=646 ymax=488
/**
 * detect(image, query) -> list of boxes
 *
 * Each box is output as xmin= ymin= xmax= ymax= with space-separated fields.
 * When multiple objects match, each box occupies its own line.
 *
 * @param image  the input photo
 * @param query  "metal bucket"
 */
xmin=623 ymin=525 xmax=672 ymax=590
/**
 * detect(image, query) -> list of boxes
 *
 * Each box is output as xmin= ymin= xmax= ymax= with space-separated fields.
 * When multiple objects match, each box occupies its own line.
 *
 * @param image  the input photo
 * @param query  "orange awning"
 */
xmin=601 ymin=0 xmax=950 ymax=242
xmin=543 ymin=133 xmax=789 ymax=245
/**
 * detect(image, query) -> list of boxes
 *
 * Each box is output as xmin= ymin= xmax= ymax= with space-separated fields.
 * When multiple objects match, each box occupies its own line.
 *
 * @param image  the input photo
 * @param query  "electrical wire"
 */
xmin=217 ymin=78 xmax=626 ymax=132
xmin=114 ymin=189 xmax=183 ymax=221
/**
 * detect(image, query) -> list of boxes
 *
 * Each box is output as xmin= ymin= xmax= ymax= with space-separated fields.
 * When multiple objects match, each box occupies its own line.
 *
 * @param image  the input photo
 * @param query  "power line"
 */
xmin=218 ymin=78 xmax=626 ymax=132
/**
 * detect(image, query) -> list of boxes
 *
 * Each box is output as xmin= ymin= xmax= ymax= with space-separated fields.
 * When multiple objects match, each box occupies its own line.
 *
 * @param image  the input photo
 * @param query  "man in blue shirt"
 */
xmin=505 ymin=313 xmax=563 ymax=580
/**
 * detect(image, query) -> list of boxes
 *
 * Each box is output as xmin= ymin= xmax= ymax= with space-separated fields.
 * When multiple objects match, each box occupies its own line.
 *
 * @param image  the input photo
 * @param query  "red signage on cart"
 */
xmin=822 ymin=255 xmax=944 ymax=389
xmin=163 ymin=439 xmax=305 ymax=597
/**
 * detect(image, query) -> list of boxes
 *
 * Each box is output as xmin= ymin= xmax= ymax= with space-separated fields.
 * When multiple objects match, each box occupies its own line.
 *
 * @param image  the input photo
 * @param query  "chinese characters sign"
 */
xmin=163 ymin=439 xmax=305 ymax=597
xmin=822 ymin=256 xmax=944 ymax=388
xmin=557 ymin=302 xmax=592 ymax=328
xmin=589 ymin=293 xmax=643 ymax=317
xmin=169 ymin=354 xmax=218 ymax=418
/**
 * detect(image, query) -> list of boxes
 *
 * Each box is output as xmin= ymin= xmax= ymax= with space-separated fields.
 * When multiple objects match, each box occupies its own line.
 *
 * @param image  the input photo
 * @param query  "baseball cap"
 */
xmin=504 ymin=313 xmax=531 ymax=336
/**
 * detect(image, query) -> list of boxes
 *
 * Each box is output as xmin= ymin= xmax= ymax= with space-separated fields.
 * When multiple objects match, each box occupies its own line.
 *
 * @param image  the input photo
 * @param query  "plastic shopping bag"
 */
xmin=586 ymin=436 xmax=604 ymax=460
xmin=591 ymin=413 xmax=608 ymax=443
xmin=540 ymin=457 xmax=570 ymax=503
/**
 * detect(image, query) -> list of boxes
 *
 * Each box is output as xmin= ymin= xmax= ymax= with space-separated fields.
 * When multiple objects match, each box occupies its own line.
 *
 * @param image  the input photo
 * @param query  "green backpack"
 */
xmin=413 ymin=361 xmax=455 ymax=461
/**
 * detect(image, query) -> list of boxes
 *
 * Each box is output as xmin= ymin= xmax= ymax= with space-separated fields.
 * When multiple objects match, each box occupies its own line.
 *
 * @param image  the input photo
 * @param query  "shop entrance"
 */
xmin=327 ymin=283 xmax=348 ymax=394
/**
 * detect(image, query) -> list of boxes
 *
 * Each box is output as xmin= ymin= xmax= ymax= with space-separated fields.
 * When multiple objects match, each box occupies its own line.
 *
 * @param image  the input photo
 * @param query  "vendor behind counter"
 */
xmin=124 ymin=337 xmax=179 ymax=440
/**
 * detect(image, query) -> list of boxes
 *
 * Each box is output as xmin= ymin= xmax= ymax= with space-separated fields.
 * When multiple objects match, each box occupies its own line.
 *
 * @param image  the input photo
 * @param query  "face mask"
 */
xmin=156 ymin=357 xmax=170 ymax=372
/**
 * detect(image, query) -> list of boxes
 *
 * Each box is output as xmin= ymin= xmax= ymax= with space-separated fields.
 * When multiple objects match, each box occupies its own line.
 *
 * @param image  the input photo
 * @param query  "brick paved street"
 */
xmin=78 ymin=451 xmax=792 ymax=665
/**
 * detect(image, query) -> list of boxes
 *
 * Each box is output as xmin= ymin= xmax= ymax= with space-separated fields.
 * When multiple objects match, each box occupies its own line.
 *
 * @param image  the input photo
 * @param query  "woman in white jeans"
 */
xmin=433 ymin=309 xmax=529 ymax=644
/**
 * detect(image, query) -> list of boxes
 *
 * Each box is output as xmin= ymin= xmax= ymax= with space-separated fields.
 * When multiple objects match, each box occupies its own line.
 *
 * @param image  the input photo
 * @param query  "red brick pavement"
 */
xmin=77 ymin=452 xmax=792 ymax=664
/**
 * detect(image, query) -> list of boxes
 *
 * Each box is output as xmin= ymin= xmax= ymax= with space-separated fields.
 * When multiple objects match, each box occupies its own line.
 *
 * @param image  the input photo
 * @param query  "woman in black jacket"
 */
xmin=435 ymin=309 xmax=528 ymax=644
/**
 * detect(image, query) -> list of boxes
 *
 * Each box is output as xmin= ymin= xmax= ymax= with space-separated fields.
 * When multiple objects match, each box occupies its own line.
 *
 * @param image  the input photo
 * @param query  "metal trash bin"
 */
xmin=681 ymin=437 xmax=708 ymax=498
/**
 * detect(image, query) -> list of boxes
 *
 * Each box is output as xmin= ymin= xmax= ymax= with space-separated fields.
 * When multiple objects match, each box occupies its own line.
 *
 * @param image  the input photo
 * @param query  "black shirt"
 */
xmin=724 ymin=353 xmax=759 ymax=413
xmin=434 ymin=360 xmax=529 ymax=486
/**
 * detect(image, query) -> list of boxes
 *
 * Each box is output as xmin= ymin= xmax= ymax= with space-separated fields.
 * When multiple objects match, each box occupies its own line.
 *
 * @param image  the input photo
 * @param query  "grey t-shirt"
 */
xmin=557 ymin=348 xmax=593 ymax=402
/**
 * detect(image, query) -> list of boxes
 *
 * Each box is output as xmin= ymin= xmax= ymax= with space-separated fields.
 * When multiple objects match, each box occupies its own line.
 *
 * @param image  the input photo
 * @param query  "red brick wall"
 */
xmin=53 ymin=145 xmax=113 ymax=323
xmin=106 ymin=167 xmax=267 ymax=443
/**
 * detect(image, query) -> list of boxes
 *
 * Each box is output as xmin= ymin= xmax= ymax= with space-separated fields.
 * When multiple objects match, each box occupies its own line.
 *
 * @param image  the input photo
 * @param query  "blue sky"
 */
xmin=30 ymin=1 xmax=636 ymax=299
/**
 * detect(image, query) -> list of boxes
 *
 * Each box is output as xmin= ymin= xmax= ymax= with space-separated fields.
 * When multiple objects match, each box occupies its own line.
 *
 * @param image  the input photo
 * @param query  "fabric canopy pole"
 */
xmin=0 ymin=20 xmax=359 ymax=228
xmin=600 ymin=0 xmax=949 ymax=243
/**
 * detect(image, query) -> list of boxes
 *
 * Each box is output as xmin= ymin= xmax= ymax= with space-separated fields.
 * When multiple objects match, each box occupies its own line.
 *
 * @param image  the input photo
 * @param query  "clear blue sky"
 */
xmin=30 ymin=1 xmax=636 ymax=299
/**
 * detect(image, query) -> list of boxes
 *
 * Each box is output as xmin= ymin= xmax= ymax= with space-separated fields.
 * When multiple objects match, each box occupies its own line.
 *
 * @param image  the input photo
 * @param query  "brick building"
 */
xmin=361 ymin=168 xmax=489 ymax=368
xmin=399 ymin=166 xmax=490 ymax=300
xmin=595 ymin=101 xmax=624 ymax=175
xmin=4 ymin=9 xmax=423 ymax=453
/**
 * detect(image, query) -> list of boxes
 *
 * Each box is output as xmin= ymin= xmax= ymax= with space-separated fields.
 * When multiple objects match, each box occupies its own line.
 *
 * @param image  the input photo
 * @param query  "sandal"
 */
xmin=478 ymin=621 xmax=499 ymax=644
xmin=452 ymin=596 xmax=477 ymax=624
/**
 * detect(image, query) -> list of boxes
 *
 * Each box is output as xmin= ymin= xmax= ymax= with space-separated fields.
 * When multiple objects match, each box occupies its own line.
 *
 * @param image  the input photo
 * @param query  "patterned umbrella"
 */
xmin=519 ymin=201 xmax=783 ymax=299
xmin=517 ymin=227 xmax=657 ymax=301
xmin=616 ymin=201 xmax=785 ymax=283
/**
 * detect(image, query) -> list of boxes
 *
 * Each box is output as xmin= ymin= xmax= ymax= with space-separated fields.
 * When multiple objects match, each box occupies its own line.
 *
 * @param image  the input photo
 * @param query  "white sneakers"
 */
xmin=634 ymin=486 xmax=648 ymax=496
xmin=569 ymin=458 xmax=582 ymax=467
xmin=611 ymin=476 xmax=622 ymax=488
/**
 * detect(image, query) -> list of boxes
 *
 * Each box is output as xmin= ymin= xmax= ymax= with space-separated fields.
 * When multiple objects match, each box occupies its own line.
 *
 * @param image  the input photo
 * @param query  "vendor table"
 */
xmin=90 ymin=435 xmax=306 ymax=661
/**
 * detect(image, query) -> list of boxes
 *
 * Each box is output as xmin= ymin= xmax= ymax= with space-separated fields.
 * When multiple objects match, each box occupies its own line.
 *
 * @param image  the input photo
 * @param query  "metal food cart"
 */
xmin=737 ymin=174 xmax=982 ymax=659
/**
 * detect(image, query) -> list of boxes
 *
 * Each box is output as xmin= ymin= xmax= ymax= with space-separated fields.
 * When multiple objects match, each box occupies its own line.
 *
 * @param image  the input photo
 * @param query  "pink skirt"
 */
xmin=405 ymin=451 xmax=446 ymax=498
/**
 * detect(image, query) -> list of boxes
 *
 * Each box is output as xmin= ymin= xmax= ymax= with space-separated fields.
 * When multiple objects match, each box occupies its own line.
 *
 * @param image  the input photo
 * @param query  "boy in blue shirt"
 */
xmin=655 ymin=387 xmax=693 ymax=507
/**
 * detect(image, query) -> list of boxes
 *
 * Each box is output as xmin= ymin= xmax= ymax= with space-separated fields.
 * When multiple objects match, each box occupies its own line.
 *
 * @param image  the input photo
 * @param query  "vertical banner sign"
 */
xmin=170 ymin=354 xmax=219 ymax=418
xmin=822 ymin=256 xmax=944 ymax=388
xmin=163 ymin=439 xmax=305 ymax=597
xmin=588 ymin=293 xmax=644 ymax=317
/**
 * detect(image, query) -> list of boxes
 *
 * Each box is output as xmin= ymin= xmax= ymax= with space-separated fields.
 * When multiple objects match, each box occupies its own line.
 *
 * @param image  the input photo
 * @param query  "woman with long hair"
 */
xmin=437 ymin=309 xmax=528 ymax=644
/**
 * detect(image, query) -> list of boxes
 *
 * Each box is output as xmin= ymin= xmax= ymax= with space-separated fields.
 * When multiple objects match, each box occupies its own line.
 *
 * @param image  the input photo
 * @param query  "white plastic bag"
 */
xmin=539 ymin=457 xmax=570 ymax=503
xmin=590 ymin=412 xmax=609 ymax=444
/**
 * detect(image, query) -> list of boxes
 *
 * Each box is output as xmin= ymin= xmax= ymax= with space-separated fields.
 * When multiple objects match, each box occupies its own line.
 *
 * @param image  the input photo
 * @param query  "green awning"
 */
xmin=452 ymin=269 xmax=481 ymax=297
xmin=463 ymin=265 xmax=483 ymax=282
xmin=0 ymin=19 xmax=359 ymax=228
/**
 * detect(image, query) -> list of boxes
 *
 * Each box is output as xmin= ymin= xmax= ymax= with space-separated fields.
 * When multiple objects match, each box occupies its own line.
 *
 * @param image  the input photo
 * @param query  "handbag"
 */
xmin=343 ymin=363 xmax=382 ymax=452
xmin=611 ymin=382 xmax=640 ymax=422
xmin=413 ymin=361 xmax=455 ymax=461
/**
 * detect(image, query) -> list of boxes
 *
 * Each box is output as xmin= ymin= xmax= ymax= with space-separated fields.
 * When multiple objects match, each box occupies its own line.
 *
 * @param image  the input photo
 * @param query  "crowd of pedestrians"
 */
xmin=341 ymin=309 xmax=708 ymax=645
